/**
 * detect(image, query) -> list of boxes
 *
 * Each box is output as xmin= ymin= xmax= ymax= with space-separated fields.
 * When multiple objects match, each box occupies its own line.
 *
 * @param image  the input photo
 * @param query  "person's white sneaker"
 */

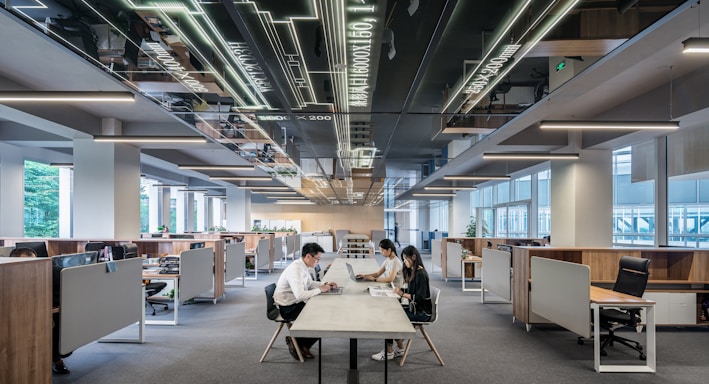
xmin=393 ymin=346 xmax=405 ymax=358
xmin=371 ymin=349 xmax=395 ymax=361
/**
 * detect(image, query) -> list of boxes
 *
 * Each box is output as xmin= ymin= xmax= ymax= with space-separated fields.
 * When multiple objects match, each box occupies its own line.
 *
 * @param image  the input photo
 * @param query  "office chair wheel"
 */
xmin=600 ymin=349 xmax=607 ymax=356
xmin=639 ymin=353 xmax=646 ymax=361
xmin=577 ymin=337 xmax=584 ymax=345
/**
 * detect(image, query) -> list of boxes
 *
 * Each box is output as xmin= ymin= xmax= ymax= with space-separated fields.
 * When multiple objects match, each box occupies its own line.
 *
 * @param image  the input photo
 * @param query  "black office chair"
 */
xmin=144 ymin=280 xmax=168 ymax=316
xmin=85 ymin=242 xmax=105 ymax=260
xmin=597 ymin=256 xmax=651 ymax=360
xmin=121 ymin=243 xmax=139 ymax=259
xmin=259 ymin=283 xmax=304 ymax=363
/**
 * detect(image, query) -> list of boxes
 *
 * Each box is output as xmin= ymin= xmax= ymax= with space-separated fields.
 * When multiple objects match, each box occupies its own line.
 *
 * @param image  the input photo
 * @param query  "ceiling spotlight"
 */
xmin=483 ymin=153 xmax=579 ymax=160
xmin=540 ymin=120 xmax=679 ymax=130
xmin=407 ymin=0 xmax=419 ymax=16
xmin=383 ymin=28 xmax=396 ymax=60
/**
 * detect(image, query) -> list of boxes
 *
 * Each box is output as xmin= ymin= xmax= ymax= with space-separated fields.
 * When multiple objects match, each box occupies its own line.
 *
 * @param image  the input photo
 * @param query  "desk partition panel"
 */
xmin=530 ymin=256 xmax=591 ymax=338
xmin=179 ymin=247 xmax=215 ymax=303
xmin=431 ymin=239 xmax=442 ymax=273
xmin=273 ymin=237 xmax=283 ymax=264
xmin=225 ymin=242 xmax=245 ymax=284
xmin=60 ymin=258 xmax=143 ymax=355
xmin=256 ymin=238 xmax=271 ymax=270
xmin=445 ymin=242 xmax=463 ymax=279
xmin=481 ymin=248 xmax=512 ymax=302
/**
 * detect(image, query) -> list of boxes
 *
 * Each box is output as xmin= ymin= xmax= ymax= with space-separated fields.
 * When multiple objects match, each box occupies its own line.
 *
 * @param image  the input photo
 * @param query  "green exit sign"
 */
xmin=556 ymin=60 xmax=566 ymax=72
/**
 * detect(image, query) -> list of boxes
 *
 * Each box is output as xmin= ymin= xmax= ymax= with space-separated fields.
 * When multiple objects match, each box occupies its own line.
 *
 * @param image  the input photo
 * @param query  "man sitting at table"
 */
xmin=274 ymin=242 xmax=337 ymax=360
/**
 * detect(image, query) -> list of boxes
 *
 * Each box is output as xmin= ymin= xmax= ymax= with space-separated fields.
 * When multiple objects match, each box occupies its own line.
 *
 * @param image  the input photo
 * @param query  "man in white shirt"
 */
xmin=274 ymin=242 xmax=337 ymax=359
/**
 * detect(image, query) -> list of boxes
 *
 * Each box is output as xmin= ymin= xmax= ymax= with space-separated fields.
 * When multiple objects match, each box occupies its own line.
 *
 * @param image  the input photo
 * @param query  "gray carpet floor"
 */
xmin=53 ymin=251 xmax=708 ymax=384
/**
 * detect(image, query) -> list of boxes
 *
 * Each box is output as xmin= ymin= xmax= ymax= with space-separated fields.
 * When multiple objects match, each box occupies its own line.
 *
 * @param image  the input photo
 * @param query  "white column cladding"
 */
xmin=148 ymin=180 xmax=160 ymax=233
xmin=58 ymin=167 xmax=73 ymax=238
xmin=0 ymin=145 xmax=25 ymax=237
xmin=226 ymin=186 xmax=250 ymax=231
xmin=160 ymin=188 xmax=171 ymax=231
xmin=206 ymin=196 xmax=215 ymax=230
xmin=450 ymin=191 xmax=472 ymax=237
xmin=195 ymin=193 xmax=205 ymax=231
xmin=185 ymin=192 xmax=195 ymax=232
xmin=550 ymin=150 xmax=612 ymax=247
xmin=176 ymin=190 xmax=186 ymax=233
xmin=73 ymin=138 xmax=141 ymax=239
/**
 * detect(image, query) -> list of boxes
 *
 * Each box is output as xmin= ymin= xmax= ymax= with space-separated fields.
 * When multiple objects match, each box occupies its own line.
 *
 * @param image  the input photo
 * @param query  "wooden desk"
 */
xmin=590 ymin=286 xmax=656 ymax=373
xmin=530 ymin=257 xmax=656 ymax=373
xmin=142 ymin=272 xmax=180 ymax=325
xmin=461 ymin=256 xmax=483 ymax=292
xmin=289 ymin=258 xmax=415 ymax=384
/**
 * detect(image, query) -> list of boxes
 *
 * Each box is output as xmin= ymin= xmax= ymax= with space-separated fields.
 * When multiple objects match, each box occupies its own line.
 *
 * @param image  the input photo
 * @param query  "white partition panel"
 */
xmin=431 ymin=239 xmax=442 ymax=273
xmin=481 ymin=248 xmax=512 ymax=302
xmin=225 ymin=242 xmax=245 ymax=283
xmin=179 ymin=247 xmax=215 ymax=303
xmin=256 ymin=238 xmax=271 ymax=270
xmin=273 ymin=237 xmax=283 ymax=264
xmin=294 ymin=234 xmax=302 ymax=258
xmin=445 ymin=242 xmax=462 ymax=279
xmin=60 ymin=258 xmax=143 ymax=355
xmin=530 ymin=257 xmax=591 ymax=338
xmin=285 ymin=235 xmax=295 ymax=259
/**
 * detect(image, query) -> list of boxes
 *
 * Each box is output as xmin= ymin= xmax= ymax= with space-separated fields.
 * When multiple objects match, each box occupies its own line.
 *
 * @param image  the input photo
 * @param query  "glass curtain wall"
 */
xmin=612 ymin=146 xmax=655 ymax=246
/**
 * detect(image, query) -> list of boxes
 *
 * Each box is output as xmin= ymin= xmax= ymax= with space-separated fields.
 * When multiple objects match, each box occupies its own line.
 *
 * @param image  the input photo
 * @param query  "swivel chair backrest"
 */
xmin=613 ymin=256 xmax=650 ymax=297
xmin=264 ymin=283 xmax=280 ymax=320
xmin=122 ymin=243 xmax=139 ymax=259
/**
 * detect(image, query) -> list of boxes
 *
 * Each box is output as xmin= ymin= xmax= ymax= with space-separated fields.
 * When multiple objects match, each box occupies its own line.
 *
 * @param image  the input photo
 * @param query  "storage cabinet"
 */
xmin=339 ymin=234 xmax=373 ymax=258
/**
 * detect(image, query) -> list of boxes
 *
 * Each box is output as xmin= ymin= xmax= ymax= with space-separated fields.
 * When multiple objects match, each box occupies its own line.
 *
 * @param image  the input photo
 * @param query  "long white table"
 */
xmin=289 ymin=258 xmax=415 ymax=384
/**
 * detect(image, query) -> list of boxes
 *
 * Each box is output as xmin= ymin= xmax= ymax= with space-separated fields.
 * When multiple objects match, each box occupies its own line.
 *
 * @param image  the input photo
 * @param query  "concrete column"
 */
xmin=226 ymin=186 xmax=250 ymax=231
xmin=160 ymin=188 xmax=171 ymax=232
xmin=655 ymin=137 xmax=668 ymax=246
xmin=450 ymin=190 xmax=472 ymax=237
xmin=550 ymin=150 xmax=612 ymax=247
xmin=58 ymin=167 xmax=72 ymax=238
xmin=0 ymin=145 xmax=25 ymax=237
xmin=72 ymin=138 xmax=141 ymax=239
xmin=196 ymin=193 xmax=206 ymax=231
xmin=176 ymin=190 xmax=186 ymax=233
xmin=185 ymin=192 xmax=195 ymax=232
xmin=148 ymin=180 xmax=160 ymax=233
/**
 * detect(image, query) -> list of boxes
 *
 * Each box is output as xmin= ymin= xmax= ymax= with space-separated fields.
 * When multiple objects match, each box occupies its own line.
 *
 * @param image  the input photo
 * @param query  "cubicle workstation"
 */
xmin=530 ymin=257 xmax=656 ymax=373
xmin=245 ymin=237 xmax=272 ymax=280
xmin=59 ymin=257 xmax=145 ymax=352
xmin=480 ymin=248 xmax=513 ymax=303
xmin=435 ymin=237 xmax=545 ymax=281
xmin=1 ymin=257 xmax=52 ymax=384
xmin=0 ymin=238 xmax=226 ymax=303
xmin=142 ymin=247 xmax=218 ymax=325
xmin=512 ymin=246 xmax=709 ymax=327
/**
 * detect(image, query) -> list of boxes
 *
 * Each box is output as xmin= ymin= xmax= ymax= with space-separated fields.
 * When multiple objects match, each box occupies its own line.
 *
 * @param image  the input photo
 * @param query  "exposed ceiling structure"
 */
xmin=1 ymin=0 xmax=706 ymax=206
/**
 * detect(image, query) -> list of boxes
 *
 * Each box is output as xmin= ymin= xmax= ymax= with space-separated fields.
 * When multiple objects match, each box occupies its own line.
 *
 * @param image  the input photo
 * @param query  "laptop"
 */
xmin=321 ymin=286 xmax=343 ymax=295
xmin=346 ymin=262 xmax=364 ymax=281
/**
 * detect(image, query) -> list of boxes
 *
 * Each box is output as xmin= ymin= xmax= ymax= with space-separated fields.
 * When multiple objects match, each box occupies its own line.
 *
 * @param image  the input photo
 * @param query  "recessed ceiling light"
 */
xmin=483 ymin=153 xmax=579 ymax=160
xmin=94 ymin=136 xmax=208 ymax=143
xmin=443 ymin=175 xmax=510 ymax=181
xmin=539 ymin=120 xmax=679 ymax=130
xmin=0 ymin=91 xmax=134 ymax=102
xmin=178 ymin=165 xmax=255 ymax=171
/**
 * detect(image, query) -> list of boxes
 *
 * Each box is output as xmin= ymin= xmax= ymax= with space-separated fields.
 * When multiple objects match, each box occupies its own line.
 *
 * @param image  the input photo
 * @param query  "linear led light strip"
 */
xmin=462 ymin=0 xmax=581 ymax=114
xmin=260 ymin=14 xmax=309 ymax=108
xmin=539 ymin=121 xmax=680 ymax=130
xmin=444 ymin=175 xmax=511 ymax=181
xmin=412 ymin=193 xmax=456 ymax=197
xmin=483 ymin=153 xmax=579 ymax=160
xmin=192 ymin=1 xmax=273 ymax=108
xmin=441 ymin=0 xmax=533 ymax=112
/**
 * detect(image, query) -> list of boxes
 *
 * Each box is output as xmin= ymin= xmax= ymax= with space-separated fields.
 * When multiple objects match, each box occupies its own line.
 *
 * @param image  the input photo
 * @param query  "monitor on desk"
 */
xmin=189 ymin=242 xmax=205 ymax=249
xmin=15 ymin=241 xmax=49 ymax=257
xmin=52 ymin=251 xmax=98 ymax=268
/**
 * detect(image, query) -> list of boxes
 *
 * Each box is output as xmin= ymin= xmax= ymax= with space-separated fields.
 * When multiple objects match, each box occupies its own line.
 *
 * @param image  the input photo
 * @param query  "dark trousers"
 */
xmin=279 ymin=301 xmax=318 ymax=349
